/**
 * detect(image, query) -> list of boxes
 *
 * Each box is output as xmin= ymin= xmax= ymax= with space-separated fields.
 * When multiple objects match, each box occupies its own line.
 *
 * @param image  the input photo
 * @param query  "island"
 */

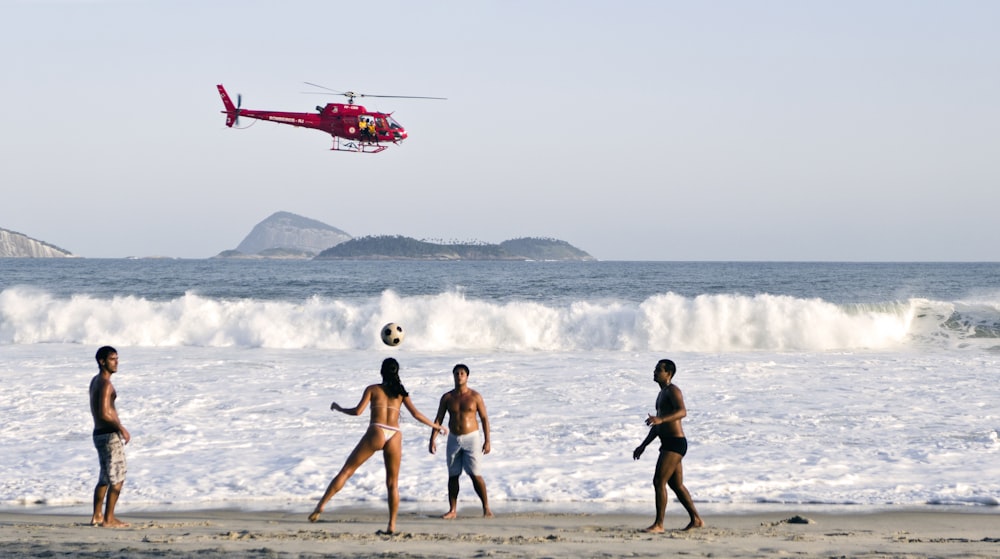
xmin=314 ymin=235 xmax=594 ymax=261
xmin=214 ymin=211 xmax=595 ymax=261
xmin=0 ymin=228 xmax=73 ymax=258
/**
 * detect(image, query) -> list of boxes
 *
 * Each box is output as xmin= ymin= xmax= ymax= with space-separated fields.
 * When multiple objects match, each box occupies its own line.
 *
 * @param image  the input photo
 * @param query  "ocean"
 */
xmin=1 ymin=260 xmax=998 ymax=515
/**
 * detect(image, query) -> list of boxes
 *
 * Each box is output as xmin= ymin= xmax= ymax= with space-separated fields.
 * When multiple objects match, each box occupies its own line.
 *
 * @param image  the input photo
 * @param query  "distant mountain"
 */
xmin=215 ymin=211 xmax=352 ymax=259
xmin=315 ymin=235 xmax=595 ymax=261
xmin=0 ymin=228 xmax=73 ymax=258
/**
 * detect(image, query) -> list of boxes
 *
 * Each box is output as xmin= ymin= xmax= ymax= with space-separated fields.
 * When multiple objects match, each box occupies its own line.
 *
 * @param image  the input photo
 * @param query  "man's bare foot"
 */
xmin=90 ymin=516 xmax=103 ymax=526
xmin=642 ymin=524 xmax=665 ymax=533
xmin=101 ymin=518 xmax=130 ymax=528
xmin=308 ymin=507 xmax=323 ymax=523
xmin=483 ymin=509 xmax=494 ymax=518
xmin=441 ymin=510 xmax=457 ymax=519
xmin=683 ymin=518 xmax=704 ymax=531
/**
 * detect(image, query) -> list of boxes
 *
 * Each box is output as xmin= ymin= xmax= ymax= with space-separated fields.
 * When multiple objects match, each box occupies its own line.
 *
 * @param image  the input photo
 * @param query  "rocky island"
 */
xmin=0 ymin=228 xmax=73 ymax=258
xmin=215 ymin=211 xmax=594 ymax=261
xmin=214 ymin=211 xmax=352 ymax=259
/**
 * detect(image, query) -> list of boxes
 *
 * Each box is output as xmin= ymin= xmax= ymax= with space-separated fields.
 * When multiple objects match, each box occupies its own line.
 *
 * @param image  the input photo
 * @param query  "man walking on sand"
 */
xmin=633 ymin=359 xmax=703 ymax=532
xmin=429 ymin=364 xmax=493 ymax=519
xmin=89 ymin=346 xmax=131 ymax=528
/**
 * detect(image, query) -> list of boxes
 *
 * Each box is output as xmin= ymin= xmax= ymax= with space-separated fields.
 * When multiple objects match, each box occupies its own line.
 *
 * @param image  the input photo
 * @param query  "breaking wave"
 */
xmin=1 ymin=287 xmax=997 ymax=352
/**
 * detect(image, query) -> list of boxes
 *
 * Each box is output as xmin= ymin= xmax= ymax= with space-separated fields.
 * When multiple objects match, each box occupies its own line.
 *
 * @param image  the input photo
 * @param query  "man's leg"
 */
xmin=91 ymin=483 xmax=108 ymax=525
xmin=102 ymin=482 xmax=129 ymax=528
xmin=667 ymin=460 xmax=703 ymax=530
xmin=442 ymin=475 xmax=460 ymax=519
xmin=644 ymin=451 xmax=682 ymax=533
xmin=442 ymin=434 xmax=462 ymax=519
xmin=470 ymin=475 xmax=493 ymax=517
xmin=93 ymin=433 xmax=128 ymax=527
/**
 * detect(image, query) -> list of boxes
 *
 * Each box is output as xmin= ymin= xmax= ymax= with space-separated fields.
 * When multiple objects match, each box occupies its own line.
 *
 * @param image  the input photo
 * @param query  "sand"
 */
xmin=1 ymin=506 xmax=998 ymax=558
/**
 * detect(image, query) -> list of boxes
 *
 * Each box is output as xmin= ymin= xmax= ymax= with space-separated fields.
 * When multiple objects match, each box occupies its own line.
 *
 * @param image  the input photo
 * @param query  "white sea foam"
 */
xmin=2 ymin=276 xmax=999 ymax=515
xmin=1 ymin=343 xmax=998 ymax=514
xmin=3 ymin=287 xmax=994 ymax=352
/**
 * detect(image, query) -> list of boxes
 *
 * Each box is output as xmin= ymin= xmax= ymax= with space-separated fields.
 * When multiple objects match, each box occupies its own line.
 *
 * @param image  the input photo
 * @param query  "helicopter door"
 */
xmin=358 ymin=116 xmax=376 ymax=141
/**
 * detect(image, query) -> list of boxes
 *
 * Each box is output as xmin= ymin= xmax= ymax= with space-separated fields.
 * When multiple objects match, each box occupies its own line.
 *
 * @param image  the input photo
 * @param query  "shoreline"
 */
xmin=2 ymin=506 xmax=997 ymax=558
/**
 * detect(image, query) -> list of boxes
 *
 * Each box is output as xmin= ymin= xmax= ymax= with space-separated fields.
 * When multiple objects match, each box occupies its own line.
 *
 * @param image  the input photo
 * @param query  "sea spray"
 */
xmin=3 ymin=286 xmax=996 ymax=351
xmin=0 ymin=287 xmax=934 ymax=351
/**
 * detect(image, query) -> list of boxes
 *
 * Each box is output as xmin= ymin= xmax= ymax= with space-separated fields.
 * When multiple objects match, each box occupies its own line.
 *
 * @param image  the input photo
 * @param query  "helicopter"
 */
xmin=217 ymin=83 xmax=445 ymax=153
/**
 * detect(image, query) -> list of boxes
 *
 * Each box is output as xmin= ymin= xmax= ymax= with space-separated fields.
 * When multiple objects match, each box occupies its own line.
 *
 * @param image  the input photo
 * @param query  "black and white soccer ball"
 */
xmin=380 ymin=322 xmax=405 ymax=346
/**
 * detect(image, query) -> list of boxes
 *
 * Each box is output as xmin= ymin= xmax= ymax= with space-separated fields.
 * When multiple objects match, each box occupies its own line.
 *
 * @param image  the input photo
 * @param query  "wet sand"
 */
xmin=2 ymin=506 xmax=999 ymax=558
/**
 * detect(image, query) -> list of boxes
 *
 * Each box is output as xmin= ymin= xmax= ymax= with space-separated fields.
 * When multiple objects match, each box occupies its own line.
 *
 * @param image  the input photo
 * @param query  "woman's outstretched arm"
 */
xmin=402 ymin=396 xmax=448 ymax=434
xmin=331 ymin=385 xmax=374 ymax=416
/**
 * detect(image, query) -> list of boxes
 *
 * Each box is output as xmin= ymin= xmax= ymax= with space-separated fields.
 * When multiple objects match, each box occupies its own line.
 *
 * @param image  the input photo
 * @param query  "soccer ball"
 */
xmin=380 ymin=323 xmax=405 ymax=346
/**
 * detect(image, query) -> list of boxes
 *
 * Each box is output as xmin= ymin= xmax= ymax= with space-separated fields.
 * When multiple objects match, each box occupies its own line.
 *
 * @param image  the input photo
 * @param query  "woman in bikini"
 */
xmin=309 ymin=357 xmax=447 ymax=534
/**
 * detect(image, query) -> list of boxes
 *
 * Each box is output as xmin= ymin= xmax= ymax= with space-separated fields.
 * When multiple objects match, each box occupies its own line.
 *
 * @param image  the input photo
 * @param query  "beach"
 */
xmin=3 ymin=261 xmax=999 ymax=557
xmin=2 ymin=507 xmax=998 ymax=558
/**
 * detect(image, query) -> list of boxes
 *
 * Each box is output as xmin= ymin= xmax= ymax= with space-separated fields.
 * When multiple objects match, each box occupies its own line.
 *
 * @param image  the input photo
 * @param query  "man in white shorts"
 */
xmin=429 ymin=364 xmax=493 ymax=518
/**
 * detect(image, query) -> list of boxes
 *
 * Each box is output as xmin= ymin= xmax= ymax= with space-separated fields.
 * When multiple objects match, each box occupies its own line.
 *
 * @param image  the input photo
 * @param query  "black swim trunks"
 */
xmin=658 ymin=436 xmax=688 ymax=456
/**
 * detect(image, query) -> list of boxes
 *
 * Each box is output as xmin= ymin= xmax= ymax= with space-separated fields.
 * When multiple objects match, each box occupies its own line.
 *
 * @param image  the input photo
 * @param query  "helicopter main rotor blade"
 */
xmin=302 ymin=82 xmax=344 ymax=94
xmin=302 ymin=82 xmax=446 ymax=101
xmin=356 ymin=94 xmax=448 ymax=100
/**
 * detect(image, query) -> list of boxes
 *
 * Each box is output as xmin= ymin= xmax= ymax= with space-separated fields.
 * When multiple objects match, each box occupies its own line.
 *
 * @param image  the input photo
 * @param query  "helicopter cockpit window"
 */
xmin=386 ymin=116 xmax=402 ymax=130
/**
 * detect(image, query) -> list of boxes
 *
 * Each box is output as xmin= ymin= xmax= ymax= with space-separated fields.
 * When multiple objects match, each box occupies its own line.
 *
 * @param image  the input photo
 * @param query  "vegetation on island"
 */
xmin=314 ymin=235 xmax=594 ymax=261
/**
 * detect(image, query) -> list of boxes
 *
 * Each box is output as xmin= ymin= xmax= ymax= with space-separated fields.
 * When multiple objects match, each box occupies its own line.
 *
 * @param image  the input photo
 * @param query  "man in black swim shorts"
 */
xmin=633 ymin=359 xmax=704 ymax=532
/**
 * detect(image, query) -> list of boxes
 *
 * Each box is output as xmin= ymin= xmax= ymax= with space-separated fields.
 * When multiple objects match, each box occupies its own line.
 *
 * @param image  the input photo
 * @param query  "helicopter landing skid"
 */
xmin=331 ymin=137 xmax=387 ymax=154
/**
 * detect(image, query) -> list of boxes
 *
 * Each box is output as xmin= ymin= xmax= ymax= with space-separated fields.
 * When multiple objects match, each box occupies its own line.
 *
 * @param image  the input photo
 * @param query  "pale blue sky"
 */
xmin=2 ymin=0 xmax=998 ymax=260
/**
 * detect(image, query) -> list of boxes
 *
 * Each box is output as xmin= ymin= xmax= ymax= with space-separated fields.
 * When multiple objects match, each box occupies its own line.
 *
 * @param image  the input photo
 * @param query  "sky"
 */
xmin=2 ymin=0 xmax=998 ymax=261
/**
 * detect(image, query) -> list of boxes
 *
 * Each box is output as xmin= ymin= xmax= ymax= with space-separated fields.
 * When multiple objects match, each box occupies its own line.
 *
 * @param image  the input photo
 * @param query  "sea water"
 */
xmin=1 ymin=260 xmax=998 ymax=515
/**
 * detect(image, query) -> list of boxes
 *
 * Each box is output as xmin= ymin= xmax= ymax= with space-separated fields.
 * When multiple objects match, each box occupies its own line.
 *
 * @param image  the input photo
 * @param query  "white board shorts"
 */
xmin=446 ymin=432 xmax=483 ymax=477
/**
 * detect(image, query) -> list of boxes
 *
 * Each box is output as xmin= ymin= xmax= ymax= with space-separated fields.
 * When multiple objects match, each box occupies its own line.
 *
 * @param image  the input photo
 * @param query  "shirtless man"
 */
xmin=89 ymin=346 xmax=131 ymax=528
xmin=633 ymin=359 xmax=703 ymax=532
xmin=429 ymin=364 xmax=493 ymax=519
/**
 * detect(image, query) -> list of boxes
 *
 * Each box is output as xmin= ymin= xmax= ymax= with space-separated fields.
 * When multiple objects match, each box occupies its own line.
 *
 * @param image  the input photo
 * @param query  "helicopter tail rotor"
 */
xmin=217 ymin=84 xmax=242 ymax=128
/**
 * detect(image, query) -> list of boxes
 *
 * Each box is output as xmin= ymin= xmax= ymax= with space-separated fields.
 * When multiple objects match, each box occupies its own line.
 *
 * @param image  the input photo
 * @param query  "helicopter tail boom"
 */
xmin=217 ymin=84 xmax=238 ymax=127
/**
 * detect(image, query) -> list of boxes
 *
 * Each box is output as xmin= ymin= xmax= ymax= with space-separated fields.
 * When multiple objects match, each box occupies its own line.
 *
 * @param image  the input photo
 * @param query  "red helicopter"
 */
xmin=217 ymin=83 xmax=445 ymax=153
